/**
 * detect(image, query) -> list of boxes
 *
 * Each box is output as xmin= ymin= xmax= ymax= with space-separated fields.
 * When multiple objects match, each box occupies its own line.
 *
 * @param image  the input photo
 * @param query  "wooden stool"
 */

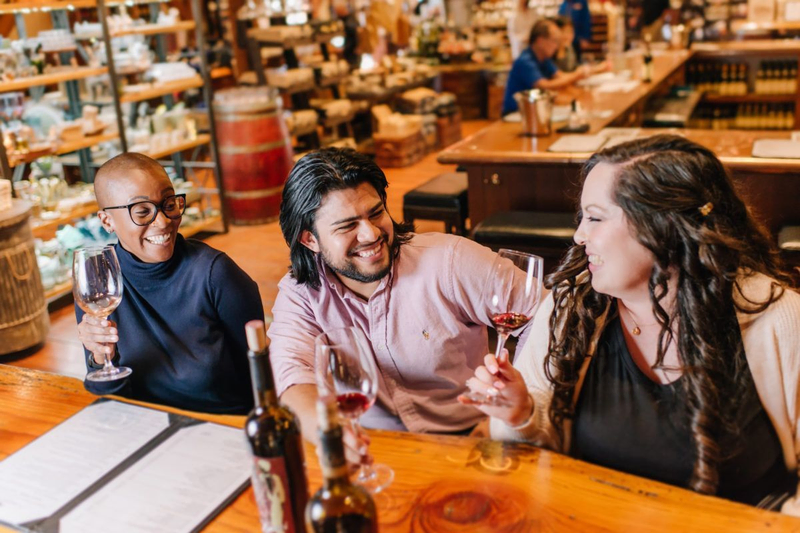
xmin=403 ymin=172 xmax=468 ymax=235
xmin=472 ymin=211 xmax=576 ymax=273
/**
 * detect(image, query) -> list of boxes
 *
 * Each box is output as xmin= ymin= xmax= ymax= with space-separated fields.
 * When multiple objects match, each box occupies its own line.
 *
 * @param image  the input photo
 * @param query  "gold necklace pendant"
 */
xmin=631 ymin=326 xmax=642 ymax=336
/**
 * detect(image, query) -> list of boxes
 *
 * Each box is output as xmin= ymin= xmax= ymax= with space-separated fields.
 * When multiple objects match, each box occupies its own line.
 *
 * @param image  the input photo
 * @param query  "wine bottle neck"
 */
xmin=248 ymin=350 xmax=278 ymax=408
xmin=319 ymin=427 xmax=351 ymax=486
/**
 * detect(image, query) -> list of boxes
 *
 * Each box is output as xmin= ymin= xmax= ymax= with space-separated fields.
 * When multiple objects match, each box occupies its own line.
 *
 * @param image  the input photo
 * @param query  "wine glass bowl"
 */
xmin=73 ymin=246 xmax=132 ymax=382
xmin=315 ymin=327 xmax=394 ymax=494
xmin=463 ymin=249 xmax=543 ymax=405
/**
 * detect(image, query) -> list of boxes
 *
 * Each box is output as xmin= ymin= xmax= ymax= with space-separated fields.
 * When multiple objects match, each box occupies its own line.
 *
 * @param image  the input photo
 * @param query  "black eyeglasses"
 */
xmin=103 ymin=194 xmax=187 ymax=226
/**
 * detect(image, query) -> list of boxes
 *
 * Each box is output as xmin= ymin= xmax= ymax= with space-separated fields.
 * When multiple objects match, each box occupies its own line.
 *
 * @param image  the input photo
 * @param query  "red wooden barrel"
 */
xmin=214 ymin=89 xmax=294 ymax=225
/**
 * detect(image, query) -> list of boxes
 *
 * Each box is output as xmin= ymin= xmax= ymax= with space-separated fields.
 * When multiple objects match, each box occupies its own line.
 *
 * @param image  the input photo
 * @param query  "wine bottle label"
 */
xmin=252 ymin=456 xmax=297 ymax=533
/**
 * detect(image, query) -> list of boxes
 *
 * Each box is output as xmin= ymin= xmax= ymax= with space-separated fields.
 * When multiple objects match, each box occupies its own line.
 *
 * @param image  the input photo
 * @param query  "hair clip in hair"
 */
xmin=698 ymin=202 xmax=714 ymax=217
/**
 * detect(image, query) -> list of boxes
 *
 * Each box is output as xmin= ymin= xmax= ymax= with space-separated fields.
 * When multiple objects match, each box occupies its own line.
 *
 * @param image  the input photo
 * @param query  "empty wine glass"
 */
xmin=315 ymin=327 xmax=393 ymax=494
xmin=463 ymin=249 xmax=543 ymax=405
xmin=73 ymin=246 xmax=131 ymax=382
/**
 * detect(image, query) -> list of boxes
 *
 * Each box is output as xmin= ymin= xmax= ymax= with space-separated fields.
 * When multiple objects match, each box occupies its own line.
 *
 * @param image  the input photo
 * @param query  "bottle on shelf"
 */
xmin=244 ymin=320 xmax=310 ymax=533
xmin=641 ymin=35 xmax=653 ymax=83
xmin=305 ymin=397 xmax=378 ymax=533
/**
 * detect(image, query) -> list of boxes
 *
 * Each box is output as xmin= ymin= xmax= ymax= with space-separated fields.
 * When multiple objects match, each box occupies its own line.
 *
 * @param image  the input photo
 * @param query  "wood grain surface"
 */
xmin=1 ymin=366 xmax=799 ymax=532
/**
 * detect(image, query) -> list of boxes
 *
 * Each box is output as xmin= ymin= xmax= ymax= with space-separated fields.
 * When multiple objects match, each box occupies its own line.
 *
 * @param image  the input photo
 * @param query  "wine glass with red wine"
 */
xmin=315 ymin=327 xmax=394 ymax=494
xmin=73 ymin=245 xmax=131 ymax=382
xmin=463 ymin=249 xmax=543 ymax=405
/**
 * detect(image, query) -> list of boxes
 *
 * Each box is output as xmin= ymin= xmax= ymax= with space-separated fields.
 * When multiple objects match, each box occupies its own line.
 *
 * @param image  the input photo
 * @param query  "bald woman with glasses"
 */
xmin=75 ymin=153 xmax=263 ymax=414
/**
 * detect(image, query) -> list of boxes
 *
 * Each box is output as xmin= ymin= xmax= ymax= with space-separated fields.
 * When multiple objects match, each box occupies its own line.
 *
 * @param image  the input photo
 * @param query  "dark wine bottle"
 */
xmin=245 ymin=320 xmax=309 ymax=533
xmin=305 ymin=398 xmax=378 ymax=533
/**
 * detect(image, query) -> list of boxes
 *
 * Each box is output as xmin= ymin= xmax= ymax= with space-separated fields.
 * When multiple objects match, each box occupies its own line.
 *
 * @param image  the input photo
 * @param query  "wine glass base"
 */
xmin=86 ymin=366 xmax=132 ymax=382
xmin=460 ymin=390 xmax=512 ymax=407
xmin=356 ymin=463 xmax=394 ymax=494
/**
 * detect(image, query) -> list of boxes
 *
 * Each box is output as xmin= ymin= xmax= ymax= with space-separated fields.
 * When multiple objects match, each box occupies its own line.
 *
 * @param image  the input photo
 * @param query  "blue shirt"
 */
xmin=559 ymin=0 xmax=592 ymax=45
xmin=502 ymin=48 xmax=558 ymax=115
xmin=76 ymin=234 xmax=264 ymax=414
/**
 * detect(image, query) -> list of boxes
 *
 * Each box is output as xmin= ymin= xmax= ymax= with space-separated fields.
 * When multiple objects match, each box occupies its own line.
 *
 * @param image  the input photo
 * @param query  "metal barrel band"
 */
xmin=0 ymin=304 xmax=47 ymax=330
xmin=224 ymin=185 xmax=284 ymax=200
xmin=2 ymin=242 xmax=35 ymax=281
xmin=218 ymin=139 xmax=287 ymax=155
xmin=215 ymin=110 xmax=279 ymax=122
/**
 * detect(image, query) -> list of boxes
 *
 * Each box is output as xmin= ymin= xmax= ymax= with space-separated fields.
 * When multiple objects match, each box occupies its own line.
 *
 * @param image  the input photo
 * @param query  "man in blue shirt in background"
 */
xmin=559 ymin=0 xmax=592 ymax=61
xmin=502 ymin=19 xmax=590 ymax=115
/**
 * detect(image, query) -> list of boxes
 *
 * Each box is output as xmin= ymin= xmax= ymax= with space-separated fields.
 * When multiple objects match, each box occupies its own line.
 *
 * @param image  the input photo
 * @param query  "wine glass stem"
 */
xmin=350 ymin=418 xmax=374 ymax=481
xmin=102 ymin=344 xmax=115 ymax=372
xmin=495 ymin=332 xmax=510 ymax=363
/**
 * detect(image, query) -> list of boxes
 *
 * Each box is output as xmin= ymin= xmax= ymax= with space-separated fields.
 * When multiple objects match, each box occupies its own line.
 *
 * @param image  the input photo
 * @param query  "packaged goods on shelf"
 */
xmin=313 ymin=99 xmax=353 ymax=120
xmin=374 ymin=129 xmax=427 ymax=167
xmin=316 ymin=60 xmax=350 ymax=84
xmin=251 ymin=24 xmax=314 ymax=43
xmin=147 ymin=62 xmax=198 ymax=83
xmin=327 ymin=137 xmax=357 ymax=149
xmin=266 ymin=67 xmax=315 ymax=89
xmin=313 ymin=20 xmax=344 ymax=37
xmin=397 ymin=87 xmax=439 ymax=114
xmin=0 ymin=47 xmax=39 ymax=82
xmin=0 ymin=180 xmax=10 ymax=212
xmin=73 ymin=22 xmax=103 ymax=40
xmin=27 ymin=30 xmax=76 ymax=53
xmin=285 ymin=109 xmax=319 ymax=136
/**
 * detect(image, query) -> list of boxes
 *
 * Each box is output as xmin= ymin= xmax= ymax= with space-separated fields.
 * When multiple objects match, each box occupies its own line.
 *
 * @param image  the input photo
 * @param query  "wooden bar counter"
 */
xmin=2 ymin=365 xmax=800 ymax=532
xmin=437 ymin=43 xmax=800 ymax=236
xmin=438 ymin=121 xmax=800 ymax=235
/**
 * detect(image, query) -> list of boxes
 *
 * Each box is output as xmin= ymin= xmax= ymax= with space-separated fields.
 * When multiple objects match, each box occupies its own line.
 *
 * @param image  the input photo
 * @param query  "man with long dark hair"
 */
xmin=269 ymin=148 xmax=533 ymax=456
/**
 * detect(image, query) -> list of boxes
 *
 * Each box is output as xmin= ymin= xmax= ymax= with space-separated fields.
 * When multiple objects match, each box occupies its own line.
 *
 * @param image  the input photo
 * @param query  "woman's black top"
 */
xmin=571 ymin=315 xmax=794 ymax=506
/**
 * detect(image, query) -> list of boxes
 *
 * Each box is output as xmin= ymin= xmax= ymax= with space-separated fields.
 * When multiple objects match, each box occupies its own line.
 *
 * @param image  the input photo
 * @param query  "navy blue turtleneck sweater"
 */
xmin=75 ymin=235 xmax=263 ymax=414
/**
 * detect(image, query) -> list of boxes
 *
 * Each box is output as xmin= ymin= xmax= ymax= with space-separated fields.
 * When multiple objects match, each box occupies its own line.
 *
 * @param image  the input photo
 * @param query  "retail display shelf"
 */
xmin=140 ymin=133 xmax=209 ymax=160
xmin=0 ymin=67 xmax=108 ymax=93
xmin=119 ymin=76 xmax=204 ymax=103
xmin=31 ymin=202 xmax=99 ymax=239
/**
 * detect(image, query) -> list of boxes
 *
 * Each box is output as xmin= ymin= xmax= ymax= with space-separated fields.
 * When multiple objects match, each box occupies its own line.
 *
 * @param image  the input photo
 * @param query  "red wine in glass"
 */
xmin=490 ymin=312 xmax=532 ymax=335
xmin=336 ymin=392 xmax=374 ymax=420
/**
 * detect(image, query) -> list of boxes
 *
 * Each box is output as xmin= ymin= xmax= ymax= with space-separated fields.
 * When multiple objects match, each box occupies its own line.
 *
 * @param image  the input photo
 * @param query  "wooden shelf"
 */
xmin=0 ymin=67 xmax=108 ymax=94
xmin=732 ymin=20 xmax=800 ymax=33
xmin=0 ymin=0 xmax=95 ymax=14
xmin=181 ymin=214 xmax=222 ymax=238
xmin=112 ymin=21 xmax=195 ymax=37
xmin=247 ymin=28 xmax=315 ymax=47
xmin=136 ymin=134 xmax=210 ymax=160
xmin=702 ymin=93 xmax=797 ymax=104
xmin=76 ymin=21 xmax=196 ymax=40
xmin=31 ymin=202 xmax=98 ymax=239
xmin=55 ymin=131 xmax=119 ymax=155
xmin=279 ymin=81 xmax=317 ymax=95
xmin=45 ymin=279 xmax=74 ymax=304
xmin=119 ymin=76 xmax=203 ymax=103
xmin=315 ymin=32 xmax=344 ymax=44
xmin=210 ymin=67 xmax=233 ymax=80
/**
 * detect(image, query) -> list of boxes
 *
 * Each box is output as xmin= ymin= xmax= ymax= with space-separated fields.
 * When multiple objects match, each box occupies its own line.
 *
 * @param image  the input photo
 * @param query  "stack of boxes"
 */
xmin=372 ymin=88 xmax=463 ymax=168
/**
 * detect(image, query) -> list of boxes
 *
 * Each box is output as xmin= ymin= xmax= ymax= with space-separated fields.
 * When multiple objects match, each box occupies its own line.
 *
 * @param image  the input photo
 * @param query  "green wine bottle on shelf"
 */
xmin=305 ymin=398 xmax=378 ymax=533
xmin=245 ymin=320 xmax=309 ymax=533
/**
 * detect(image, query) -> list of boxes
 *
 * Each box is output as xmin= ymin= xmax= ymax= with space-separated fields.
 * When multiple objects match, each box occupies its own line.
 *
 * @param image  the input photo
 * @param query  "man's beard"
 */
xmin=321 ymin=233 xmax=398 ymax=284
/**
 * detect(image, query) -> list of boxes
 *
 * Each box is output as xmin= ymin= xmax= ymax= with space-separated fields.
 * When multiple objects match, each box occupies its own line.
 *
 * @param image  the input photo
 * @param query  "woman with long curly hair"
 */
xmin=460 ymin=134 xmax=800 ymax=511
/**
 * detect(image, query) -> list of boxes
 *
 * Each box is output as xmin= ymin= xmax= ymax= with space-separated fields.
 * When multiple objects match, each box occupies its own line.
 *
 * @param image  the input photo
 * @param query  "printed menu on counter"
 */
xmin=0 ymin=399 xmax=251 ymax=533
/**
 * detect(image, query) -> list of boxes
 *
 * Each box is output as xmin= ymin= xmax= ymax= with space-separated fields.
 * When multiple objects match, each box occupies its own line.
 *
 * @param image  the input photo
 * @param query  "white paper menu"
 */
xmin=0 ymin=400 xmax=252 ymax=533
xmin=60 ymin=423 xmax=251 ymax=533
xmin=0 ymin=401 xmax=169 ymax=525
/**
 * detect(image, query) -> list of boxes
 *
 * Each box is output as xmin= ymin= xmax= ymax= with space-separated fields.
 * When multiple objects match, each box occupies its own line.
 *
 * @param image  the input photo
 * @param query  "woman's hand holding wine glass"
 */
xmin=460 ymin=249 xmax=543 ymax=406
xmin=73 ymin=246 xmax=132 ymax=382
xmin=459 ymin=350 xmax=535 ymax=426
